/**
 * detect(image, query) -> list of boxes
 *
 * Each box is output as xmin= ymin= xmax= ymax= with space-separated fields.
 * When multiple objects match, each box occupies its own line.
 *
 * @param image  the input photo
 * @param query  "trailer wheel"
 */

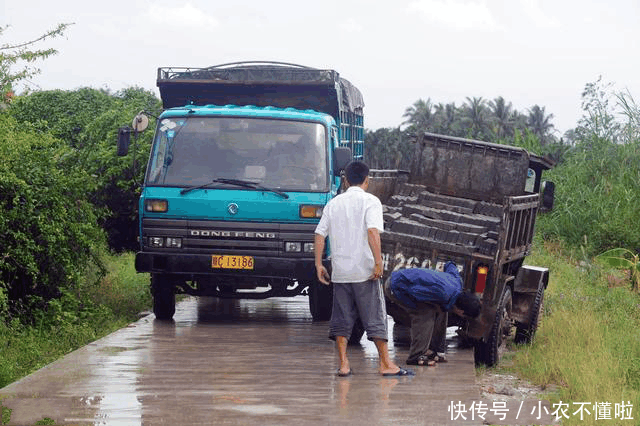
xmin=151 ymin=273 xmax=176 ymax=321
xmin=308 ymin=280 xmax=333 ymax=321
xmin=475 ymin=286 xmax=514 ymax=367
xmin=515 ymin=284 xmax=544 ymax=344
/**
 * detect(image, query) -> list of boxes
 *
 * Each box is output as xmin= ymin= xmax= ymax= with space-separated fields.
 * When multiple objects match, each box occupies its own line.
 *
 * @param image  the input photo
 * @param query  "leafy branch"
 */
xmin=0 ymin=23 xmax=73 ymax=94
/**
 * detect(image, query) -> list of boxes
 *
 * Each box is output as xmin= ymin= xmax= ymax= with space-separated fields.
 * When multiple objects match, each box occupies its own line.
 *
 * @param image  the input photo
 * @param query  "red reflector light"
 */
xmin=475 ymin=266 xmax=488 ymax=294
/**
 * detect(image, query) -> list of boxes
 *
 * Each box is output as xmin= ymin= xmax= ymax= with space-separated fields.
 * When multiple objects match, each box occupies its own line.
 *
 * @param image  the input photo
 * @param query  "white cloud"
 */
xmin=146 ymin=2 xmax=219 ymax=30
xmin=519 ymin=0 xmax=560 ymax=28
xmin=407 ymin=0 xmax=501 ymax=31
xmin=339 ymin=18 xmax=364 ymax=33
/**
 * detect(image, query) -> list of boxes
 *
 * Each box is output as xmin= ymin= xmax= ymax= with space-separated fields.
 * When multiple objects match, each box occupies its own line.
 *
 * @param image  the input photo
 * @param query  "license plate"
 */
xmin=211 ymin=255 xmax=254 ymax=270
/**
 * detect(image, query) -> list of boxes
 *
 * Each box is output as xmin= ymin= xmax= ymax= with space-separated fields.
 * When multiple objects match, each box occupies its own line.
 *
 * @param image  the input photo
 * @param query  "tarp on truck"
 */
xmin=157 ymin=62 xmax=364 ymax=121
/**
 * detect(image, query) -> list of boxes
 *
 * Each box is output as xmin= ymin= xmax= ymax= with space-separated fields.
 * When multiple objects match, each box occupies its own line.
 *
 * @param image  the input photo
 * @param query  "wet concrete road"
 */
xmin=0 ymin=296 xmax=484 ymax=425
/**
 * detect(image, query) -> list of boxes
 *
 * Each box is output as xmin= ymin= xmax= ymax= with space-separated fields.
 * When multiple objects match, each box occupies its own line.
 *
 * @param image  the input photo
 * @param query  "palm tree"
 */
xmin=527 ymin=105 xmax=556 ymax=145
xmin=489 ymin=96 xmax=514 ymax=139
xmin=461 ymin=97 xmax=490 ymax=139
xmin=402 ymin=98 xmax=435 ymax=133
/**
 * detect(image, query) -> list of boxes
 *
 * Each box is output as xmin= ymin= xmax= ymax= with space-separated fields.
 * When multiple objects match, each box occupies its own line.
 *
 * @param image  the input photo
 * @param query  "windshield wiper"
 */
xmin=180 ymin=178 xmax=289 ymax=199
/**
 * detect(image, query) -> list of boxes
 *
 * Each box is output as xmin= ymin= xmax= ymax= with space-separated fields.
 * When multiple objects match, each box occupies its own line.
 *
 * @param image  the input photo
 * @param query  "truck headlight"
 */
xmin=303 ymin=243 xmax=314 ymax=253
xmin=285 ymin=242 xmax=302 ymax=252
xmin=149 ymin=237 xmax=164 ymax=247
xmin=165 ymin=237 xmax=182 ymax=248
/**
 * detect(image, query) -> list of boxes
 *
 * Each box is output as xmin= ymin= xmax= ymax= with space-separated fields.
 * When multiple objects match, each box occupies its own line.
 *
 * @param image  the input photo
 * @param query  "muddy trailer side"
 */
xmin=369 ymin=132 xmax=553 ymax=366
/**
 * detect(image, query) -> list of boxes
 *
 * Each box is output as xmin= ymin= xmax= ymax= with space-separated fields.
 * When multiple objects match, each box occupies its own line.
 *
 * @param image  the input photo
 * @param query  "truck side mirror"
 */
xmin=333 ymin=147 xmax=352 ymax=176
xmin=117 ymin=127 xmax=131 ymax=156
xmin=541 ymin=181 xmax=555 ymax=211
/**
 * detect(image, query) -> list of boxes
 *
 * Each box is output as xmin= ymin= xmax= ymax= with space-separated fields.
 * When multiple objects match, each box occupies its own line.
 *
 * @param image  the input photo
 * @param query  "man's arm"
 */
xmin=314 ymin=233 xmax=331 ymax=285
xmin=367 ymin=227 xmax=383 ymax=280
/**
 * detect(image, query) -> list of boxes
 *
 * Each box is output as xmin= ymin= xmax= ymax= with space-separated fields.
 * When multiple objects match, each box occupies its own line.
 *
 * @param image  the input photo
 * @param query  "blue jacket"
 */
xmin=389 ymin=262 xmax=462 ymax=311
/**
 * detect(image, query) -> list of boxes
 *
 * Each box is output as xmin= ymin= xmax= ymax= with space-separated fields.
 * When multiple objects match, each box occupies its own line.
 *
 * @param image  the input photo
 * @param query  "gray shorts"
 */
xmin=329 ymin=279 xmax=388 ymax=341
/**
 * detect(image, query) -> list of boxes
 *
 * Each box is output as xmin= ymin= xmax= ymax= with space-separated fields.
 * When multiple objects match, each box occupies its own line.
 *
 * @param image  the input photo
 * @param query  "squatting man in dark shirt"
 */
xmin=384 ymin=262 xmax=482 ymax=366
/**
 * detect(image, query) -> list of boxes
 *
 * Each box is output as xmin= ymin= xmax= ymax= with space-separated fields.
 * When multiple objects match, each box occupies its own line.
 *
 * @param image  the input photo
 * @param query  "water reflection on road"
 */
xmin=0 ymin=296 xmax=481 ymax=425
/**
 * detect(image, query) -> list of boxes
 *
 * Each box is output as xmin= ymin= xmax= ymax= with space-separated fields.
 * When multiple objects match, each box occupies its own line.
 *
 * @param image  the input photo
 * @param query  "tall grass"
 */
xmin=507 ymin=238 xmax=640 ymax=425
xmin=537 ymin=83 xmax=640 ymax=256
xmin=0 ymin=253 xmax=150 ymax=388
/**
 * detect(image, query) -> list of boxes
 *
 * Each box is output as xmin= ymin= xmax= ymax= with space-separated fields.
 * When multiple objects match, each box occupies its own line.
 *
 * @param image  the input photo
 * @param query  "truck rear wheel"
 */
xmin=515 ymin=284 xmax=544 ymax=344
xmin=308 ymin=280 xmax=333 ymax=321
xmin=151 ymin=274 xmax=176 ymax=320
xmin=475 ymin=286 xmax=514 ymax=367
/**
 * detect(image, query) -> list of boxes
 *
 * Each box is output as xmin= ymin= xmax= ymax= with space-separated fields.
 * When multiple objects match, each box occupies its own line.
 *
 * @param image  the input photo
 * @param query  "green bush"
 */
xmin=9 ymin=87 xmax=160 ymax=251
xmin=0 ymin=114 xmax=106 ymax=319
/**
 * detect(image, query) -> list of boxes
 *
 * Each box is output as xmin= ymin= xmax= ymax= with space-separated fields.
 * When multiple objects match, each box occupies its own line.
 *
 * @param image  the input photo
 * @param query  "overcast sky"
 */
xmin=3 ymin=0 xmax=639 ymax=136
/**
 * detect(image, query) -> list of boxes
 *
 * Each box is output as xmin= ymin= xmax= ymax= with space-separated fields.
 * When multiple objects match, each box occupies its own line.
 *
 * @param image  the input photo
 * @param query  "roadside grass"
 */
xmin=504 ymin=238 xmax=640 ymax=425
xmin=0 ymin=252 xmax=150 ymax=389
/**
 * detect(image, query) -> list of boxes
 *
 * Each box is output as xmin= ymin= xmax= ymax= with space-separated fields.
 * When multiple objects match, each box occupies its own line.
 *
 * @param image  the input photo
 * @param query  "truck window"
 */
xmin=146 ymin=117 xmax=328 ymax=191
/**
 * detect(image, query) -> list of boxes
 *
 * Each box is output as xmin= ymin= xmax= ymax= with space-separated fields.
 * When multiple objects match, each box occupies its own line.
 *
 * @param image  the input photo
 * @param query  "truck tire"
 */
xmin=475 ymin=286 xmax=513 ymax=367
xmin=151 ymin=274 xmax=176 ymax=320
xmin=308 ymin=280 xmax=333 ymax=321
xmin=348 ymin=317 xmax=365 ymax=345
xmin=514 ymin=284 xmax=544 ymax=344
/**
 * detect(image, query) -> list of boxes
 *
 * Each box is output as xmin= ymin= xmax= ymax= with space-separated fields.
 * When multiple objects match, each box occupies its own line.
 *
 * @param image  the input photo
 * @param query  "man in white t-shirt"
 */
xmin=314 ymin=161 xmax=414 ymax=378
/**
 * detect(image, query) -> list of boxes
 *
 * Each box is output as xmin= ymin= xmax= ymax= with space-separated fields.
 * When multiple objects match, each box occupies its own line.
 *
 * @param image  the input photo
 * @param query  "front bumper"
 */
xmin=135 ymin=251 xmax=325 ymax=282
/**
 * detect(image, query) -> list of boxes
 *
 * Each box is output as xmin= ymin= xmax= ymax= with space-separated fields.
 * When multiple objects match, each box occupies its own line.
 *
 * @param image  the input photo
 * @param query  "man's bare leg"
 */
xmin=336 ymin=336 xmax=351 ymax=375
xmin=373 ymin=339 xmax=400 ymax=375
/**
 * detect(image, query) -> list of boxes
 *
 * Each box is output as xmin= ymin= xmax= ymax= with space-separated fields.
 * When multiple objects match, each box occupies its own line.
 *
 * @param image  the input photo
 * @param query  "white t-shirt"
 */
xmin=315 ymin=186 xmax=384 ymax=283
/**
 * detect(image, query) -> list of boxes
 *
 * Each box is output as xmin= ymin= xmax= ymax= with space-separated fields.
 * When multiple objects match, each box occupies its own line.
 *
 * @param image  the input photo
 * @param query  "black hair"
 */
xmin=344 ymin=161 xmax=369 ymax=186
xmin=454 ymin=292 xmax=481 ymax=318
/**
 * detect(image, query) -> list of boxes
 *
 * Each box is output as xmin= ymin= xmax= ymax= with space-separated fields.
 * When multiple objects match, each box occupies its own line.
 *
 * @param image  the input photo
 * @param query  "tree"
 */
xmin=527 ymin=105 xmax=556 ymax=146
xmin=461 ymin=96 xmax=490 ymax=139
xmin=402 ymin=98 xmax=436 ymax=133
xmin=489 ymin=96 xmax=514 ymax=140
xmin=0 ymin=23 xmax=73 ymax=98
xmin=9 ymin=87 xmax=161 ymax=251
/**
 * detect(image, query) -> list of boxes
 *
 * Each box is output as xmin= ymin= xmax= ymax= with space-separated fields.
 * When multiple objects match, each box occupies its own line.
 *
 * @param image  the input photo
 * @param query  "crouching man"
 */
xmin=384 ymin=262 xmax=481 ymax=366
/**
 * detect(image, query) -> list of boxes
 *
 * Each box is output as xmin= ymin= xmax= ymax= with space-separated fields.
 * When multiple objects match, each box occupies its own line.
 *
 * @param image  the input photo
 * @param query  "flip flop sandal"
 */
xmin=337 ymin=368 xmax=353 ymax=377
xmin=431 ymin=353 xmax=448 ymax=363
xmin=382 ymin=367 xmax=415 ymax=377
xmin=406 ymin=354 xmax=436 ymax=366
xmin=418 ymin=355 xmax=436 ymax=366
xmin=426 ymin=350 xmax=448 ymax=363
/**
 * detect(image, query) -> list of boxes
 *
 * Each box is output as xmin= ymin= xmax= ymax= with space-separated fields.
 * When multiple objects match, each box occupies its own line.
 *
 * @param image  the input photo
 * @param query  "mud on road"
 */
xmin=0 ymin=296 xmax=555 ymax=425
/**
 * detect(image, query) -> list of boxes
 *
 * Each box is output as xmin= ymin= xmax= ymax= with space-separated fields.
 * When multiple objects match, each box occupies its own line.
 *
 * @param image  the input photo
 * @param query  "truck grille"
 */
xmin=141 ymin=218 xmax=316 ymax=257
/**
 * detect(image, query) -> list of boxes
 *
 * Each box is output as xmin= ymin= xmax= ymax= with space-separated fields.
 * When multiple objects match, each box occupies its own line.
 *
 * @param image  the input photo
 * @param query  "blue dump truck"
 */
xmin=117 ymin=62 xmax=364 ymax=322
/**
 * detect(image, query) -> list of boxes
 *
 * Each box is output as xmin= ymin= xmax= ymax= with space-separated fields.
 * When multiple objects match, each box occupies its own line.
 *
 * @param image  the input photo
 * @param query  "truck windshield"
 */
xmin=146 ymin=117 xmax=328 ymax=191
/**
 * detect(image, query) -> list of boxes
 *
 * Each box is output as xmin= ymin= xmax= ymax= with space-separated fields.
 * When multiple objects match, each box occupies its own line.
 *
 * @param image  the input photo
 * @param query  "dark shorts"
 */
xmin=329 ymin=279 xmax=388 ymax=341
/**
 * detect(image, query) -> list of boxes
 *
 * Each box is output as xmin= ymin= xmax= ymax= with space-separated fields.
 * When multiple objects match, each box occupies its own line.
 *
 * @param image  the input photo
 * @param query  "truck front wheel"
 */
xmin=308 ymin=280 xmax=333 ymax=321
xmin=475 ymin=286 xmax=514 ymax=367
xmin=151 ymin=274 xmax=176 ymax=320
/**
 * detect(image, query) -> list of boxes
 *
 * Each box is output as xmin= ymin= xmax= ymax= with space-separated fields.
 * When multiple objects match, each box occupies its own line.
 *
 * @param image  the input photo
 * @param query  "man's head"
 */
xmin=453 ymin=292 xmax=481 ymax=318
xmin=344 ymin=161 xmax=369 ymax=187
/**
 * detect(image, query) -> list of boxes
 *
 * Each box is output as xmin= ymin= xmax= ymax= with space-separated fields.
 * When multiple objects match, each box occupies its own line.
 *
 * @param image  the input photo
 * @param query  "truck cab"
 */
xmin=118 ymin=62 xmax=364 ymax=321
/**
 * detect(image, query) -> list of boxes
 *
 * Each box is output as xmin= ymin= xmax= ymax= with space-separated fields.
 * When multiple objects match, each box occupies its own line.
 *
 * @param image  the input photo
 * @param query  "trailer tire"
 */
xmin=515 ymin=284 xmax=544 ymax=344
xmin=308 ymin=280 xmax=333 ymax=321
xmin=151 ymin=274 xmax=176 ymax=321
xmin=475 ymin=286 xmax=514 ymax=367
